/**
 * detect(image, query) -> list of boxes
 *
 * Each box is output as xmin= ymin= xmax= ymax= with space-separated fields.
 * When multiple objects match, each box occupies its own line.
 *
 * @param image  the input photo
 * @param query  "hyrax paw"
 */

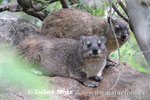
xmin=89 ymin=76 xmax=103 ymax=82
xmin=106 ymin=60 xmax=117 ymax=67
xmin=83 ymin=80 xmax=99 ymax=88
xmin=94 ymin=76 xmax=103 ymax=81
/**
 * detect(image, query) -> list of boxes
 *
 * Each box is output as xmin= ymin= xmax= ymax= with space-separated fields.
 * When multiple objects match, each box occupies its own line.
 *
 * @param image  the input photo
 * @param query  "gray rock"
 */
xmin=1 ymin=60 xmax=150 ymax=100
xmin=0 ymin=18 xmax=149 ymax=100
xmin=46 ymin=61 xmax=150 ymax=100
xmin=0 ymin=18 xmax=40 ymax=45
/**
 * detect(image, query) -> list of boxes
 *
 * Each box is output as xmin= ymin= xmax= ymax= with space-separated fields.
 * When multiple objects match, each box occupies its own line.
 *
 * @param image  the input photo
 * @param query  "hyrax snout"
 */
xmin=17 ymin=35 xmax=107 ymax=88
xmin=80 ymin=35 xmax=107 ymax=59
xmin=107 ymin=17 xmax=130 ymax=42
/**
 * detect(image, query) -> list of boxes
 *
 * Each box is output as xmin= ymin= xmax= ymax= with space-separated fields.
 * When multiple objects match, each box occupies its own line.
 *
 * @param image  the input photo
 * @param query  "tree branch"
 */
xmin=125 ymin=0 xmax=150 ymax=66
xmin=60 ymin=0 xmax=70 ymax=8
xmin=141 ymin=0 xmax=150 ymax=7
xmin=23 ymin=10 xmax=48 ymax=21
xmin=70 ymin=0 xmax=76 ymax=5
xmin=49 ymin=0 xmax=59 ymax=3
xmin=117 ymin=0 xmax=128 ymax=16
xmin=0 ymin=0 xmax=60 ymax=21
xmin=0 ymin=2 xmax=22 ymax=12
xmin=112 ymin=2 xmax=128 ymax=22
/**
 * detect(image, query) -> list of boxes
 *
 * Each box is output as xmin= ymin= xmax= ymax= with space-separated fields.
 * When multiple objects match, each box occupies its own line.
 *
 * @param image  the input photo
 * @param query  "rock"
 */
xmin=0 ymin=18 xmax=149 ymax=100
xmin=1 ymin=60 xmax=150 ymax=100
xmin=0 ymin=18 xmax=40 ymax=45
xmin=45 ymin=61 xmax=150 ymax=100
xmin=0 ymin=80 xmax=32 ymax=100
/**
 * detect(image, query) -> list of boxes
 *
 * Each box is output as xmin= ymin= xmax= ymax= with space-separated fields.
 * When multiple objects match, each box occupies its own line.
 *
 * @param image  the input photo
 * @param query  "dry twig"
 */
xmin=99 ymin=0 xmax=122 ymax=98
xmin=117 ymin=0 xmax=128 ymax=15
xmin=111 ymin=2 xmax=128 ymax=22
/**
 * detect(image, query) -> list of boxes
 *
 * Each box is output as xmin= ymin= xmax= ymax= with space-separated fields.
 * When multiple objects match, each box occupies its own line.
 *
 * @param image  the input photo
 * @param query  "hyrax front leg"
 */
xmin=106 ymin=57 xmax=117 ymax=67
xmin=69 ymin=70 xmax=99 ymax=88
xmin=89 ymin=64 xmax=106 ymax=82
xmin=106 ymin=52 xmax=117 ymax=67
xmin=89 ymin=70 xmax=103 ymax=82
xmin=89 ymin=76 xmax=103 ymax=82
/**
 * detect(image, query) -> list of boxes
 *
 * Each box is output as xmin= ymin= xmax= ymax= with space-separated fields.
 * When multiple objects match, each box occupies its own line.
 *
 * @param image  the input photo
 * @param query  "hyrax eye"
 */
xmin=97 ymin=41 xmax=101 ymax=47
xmin=114 ymin=25 xmax=120 ymax=31
xmin=87 ymin=41 xmax=92 ymax=48
xmin=98 ymin=43 xmax=101 ymax=47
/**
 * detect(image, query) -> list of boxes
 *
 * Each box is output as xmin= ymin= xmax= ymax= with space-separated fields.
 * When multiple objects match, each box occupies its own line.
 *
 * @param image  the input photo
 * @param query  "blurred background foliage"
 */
xmin=0 ymin=0 xmax=149 ymax=99
xmin=0 ymin=0 xmax=149 ymax=87
xmin=0 ymin=43 xmax=51 ymax=100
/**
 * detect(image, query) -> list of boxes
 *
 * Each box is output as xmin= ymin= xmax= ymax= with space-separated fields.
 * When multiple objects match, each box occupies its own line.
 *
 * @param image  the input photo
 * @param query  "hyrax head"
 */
xmin=80 ymin=35 xmax=107 ymax=59
xmin=108 ymin=17 xmax=130 ymax=41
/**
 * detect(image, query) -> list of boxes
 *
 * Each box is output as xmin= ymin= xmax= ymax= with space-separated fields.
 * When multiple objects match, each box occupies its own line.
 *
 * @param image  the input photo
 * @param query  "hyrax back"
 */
xmin=41 ymin=8 xmax=130 ymax=54
xmin=17 ymin=35 xmax=107 ymax=88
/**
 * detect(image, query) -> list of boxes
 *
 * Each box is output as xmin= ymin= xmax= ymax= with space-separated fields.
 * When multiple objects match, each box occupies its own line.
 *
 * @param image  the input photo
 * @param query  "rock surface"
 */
xmin=0 ymin=18 xmax=150 ymax=100
xmin=47 ymin=61 xmax=150 ymax=100
xmin=0 ymin=18 xmax=40 ymax=45
xmin=1 ymin=61 xmax=150 ymax=100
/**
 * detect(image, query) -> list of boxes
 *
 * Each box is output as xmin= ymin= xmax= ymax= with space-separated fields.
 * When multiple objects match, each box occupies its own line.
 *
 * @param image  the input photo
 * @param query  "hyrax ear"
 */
xmin=107 ymin=17 xmax=115 ymax=24
xmin=80 ymin=36 xmax=86 ymax=45
xmin=100 ymin=36 xmax=107 ymax=44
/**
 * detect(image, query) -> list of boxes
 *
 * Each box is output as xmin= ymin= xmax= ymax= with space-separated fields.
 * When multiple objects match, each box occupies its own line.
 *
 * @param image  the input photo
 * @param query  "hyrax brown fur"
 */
xmin=41 ymin=8 xmax=130 ymax=55
xmin=17 ymin=35 xmax=107 ymax=88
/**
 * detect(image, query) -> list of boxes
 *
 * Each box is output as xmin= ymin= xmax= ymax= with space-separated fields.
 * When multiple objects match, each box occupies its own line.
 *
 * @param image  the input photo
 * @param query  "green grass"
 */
xmin=0 ymin=44 xmax=52 ymax=100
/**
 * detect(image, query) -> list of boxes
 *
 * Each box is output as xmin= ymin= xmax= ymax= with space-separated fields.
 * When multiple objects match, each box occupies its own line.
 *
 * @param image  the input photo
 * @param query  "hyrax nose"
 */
xmin=121 ymin=34 xmax=126 ymax=40
xmin=92 ymin=48 xmax=98 ymax=55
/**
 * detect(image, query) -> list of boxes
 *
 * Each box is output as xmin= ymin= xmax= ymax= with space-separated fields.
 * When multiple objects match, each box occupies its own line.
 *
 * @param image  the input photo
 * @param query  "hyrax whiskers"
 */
xmin=17 ymin=35 xmax=107 ymax=88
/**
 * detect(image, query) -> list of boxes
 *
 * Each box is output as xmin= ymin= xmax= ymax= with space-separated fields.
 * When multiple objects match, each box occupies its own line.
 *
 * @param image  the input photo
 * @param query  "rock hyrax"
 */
xmin=41 ymin=8 xmax=130 ymax=55
xmin=17 ymin=35 xmax=107 ymax=87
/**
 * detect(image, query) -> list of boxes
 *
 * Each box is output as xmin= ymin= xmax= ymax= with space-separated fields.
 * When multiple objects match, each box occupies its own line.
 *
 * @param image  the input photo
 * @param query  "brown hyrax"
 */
xmin=17 ymin=35 xmax=107 ymax=88
xmin=41 ymin=8 xmax=130 ymax=55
